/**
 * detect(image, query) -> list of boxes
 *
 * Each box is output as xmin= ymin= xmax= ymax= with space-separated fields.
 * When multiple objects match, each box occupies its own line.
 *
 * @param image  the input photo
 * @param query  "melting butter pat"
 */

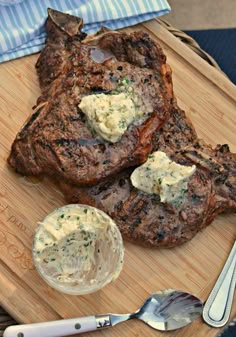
xmin=131 ymin=151 xmax=196 ymax=204
xmin=79 ymin=93 xmax=142 ymax=143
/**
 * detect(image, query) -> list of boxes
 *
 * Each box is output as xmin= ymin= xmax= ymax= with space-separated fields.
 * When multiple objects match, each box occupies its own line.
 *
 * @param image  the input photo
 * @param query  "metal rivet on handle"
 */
xmin=75 ymin=323 xmax=81 ymax=330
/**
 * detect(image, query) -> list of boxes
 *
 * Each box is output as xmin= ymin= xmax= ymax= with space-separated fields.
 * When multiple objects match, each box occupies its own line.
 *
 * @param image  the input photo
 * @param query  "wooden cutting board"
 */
xmin=0 ymin=19 xmax=235 ymax=337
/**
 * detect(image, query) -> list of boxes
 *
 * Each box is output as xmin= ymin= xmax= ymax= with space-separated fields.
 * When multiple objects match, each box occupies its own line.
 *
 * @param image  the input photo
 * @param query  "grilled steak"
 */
xmin=8 ymin=9 xmax=173 ymax=186
xmin=60 ymin=105 xmax=236 ymax=247
xmin=8 ymin=9 xmax=236 ymax=248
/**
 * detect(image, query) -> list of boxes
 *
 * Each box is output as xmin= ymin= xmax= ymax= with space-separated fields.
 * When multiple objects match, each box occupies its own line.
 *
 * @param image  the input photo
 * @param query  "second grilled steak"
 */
xmin=60 ymin=105 xmax=236 ymax=248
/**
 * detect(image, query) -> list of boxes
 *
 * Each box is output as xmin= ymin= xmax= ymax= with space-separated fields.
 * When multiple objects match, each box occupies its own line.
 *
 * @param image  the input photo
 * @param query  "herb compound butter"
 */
xmin=131 ymin=151 xmax=196 ymax=205
xmin=33 ymin=204 xmax=124 ymax=295
xmin=79 ymin=91 xmax=144 ymax=143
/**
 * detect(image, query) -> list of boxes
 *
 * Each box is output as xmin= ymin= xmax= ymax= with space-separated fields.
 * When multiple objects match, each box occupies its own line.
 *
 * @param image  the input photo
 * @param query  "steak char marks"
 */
xmin=8 ymin=9 xmax=173 ymax=186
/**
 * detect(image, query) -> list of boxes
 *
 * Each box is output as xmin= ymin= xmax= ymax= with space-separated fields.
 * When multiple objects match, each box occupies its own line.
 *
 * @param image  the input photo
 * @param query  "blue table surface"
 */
xmin=185 ymin=28 xmax=236 ymax=84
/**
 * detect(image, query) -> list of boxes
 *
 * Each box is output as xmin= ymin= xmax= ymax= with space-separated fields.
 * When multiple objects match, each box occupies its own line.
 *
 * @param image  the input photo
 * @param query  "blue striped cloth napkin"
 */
xmin=0 ymin=0 xmax=170 ymax=63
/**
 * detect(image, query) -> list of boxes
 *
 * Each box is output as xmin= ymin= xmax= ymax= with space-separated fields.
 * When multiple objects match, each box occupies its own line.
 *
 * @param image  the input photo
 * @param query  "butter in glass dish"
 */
xmin=32 ymin=204 xmax=124 ymax=295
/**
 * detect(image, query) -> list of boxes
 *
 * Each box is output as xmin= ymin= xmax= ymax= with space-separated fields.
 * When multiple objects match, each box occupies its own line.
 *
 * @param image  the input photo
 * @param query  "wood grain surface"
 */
xmin=0 ymin=19 xmax=235 ymax=337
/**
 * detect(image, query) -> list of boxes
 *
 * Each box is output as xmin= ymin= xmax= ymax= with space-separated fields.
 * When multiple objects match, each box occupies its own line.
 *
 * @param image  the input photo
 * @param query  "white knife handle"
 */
xmin=3 ymin=315 xmax=99 ymax=337
xmin=203 ymin=240 xmax=236 ymax=327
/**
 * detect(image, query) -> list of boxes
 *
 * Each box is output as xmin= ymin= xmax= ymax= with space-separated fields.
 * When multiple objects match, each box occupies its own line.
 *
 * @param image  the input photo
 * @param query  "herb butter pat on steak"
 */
xmin=79 ymin=91 xmax=144 ymax=143
xmin=131 ymin=151 xmax=196 ymax=204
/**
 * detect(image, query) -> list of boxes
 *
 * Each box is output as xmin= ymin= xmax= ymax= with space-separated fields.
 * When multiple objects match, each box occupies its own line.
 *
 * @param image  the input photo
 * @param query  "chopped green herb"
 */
xmin=119 ymin=120 xmax=126 ymax=129
xmin=121 ymin=77 xmax=130 ymax=85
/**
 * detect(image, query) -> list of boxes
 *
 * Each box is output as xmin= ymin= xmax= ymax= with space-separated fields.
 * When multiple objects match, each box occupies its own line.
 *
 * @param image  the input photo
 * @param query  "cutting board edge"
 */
xmin=141 ymin=19 xmax=236 ymax=102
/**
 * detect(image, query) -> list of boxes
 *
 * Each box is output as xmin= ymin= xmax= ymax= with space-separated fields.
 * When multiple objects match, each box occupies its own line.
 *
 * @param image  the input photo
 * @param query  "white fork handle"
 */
xmin=203 ymin=240 xmax=236 ymax=327
xmin=3 ymin=316 xmax=98 ymax=337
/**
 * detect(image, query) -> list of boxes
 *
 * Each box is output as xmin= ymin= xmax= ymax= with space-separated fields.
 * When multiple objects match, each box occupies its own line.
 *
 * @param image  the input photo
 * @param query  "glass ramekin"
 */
xmin=32 ymin=204 xmax=124 ymax=295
